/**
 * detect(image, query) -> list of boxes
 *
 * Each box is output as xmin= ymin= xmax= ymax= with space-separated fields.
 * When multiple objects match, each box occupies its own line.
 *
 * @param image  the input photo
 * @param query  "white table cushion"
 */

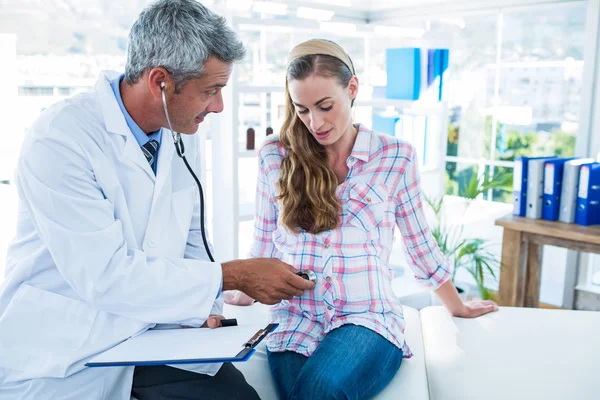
xmin=369 ymin=306 xmax=429 ymax=400
xmin=225 ymin=303 xmax=428 ymax=400
xmin=420 ymin=306 xmax=600 ymax=400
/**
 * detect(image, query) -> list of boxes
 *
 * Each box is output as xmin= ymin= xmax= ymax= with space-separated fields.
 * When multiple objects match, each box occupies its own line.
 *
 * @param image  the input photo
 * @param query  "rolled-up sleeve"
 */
xmin=248 ymin=144 xmax=283 ymax=259
xmin=395 ymin=146 xmax=452 ymax=289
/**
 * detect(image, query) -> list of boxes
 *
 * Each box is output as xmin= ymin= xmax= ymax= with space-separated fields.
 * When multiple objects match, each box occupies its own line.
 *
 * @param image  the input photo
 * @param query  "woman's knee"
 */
xmin=290 ymin=367 xmax=356 ymax=400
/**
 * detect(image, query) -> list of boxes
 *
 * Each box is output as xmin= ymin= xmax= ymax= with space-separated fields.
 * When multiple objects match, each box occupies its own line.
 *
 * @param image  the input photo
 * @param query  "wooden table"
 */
xmin=495 ymin=215 xmax=600 ymax=308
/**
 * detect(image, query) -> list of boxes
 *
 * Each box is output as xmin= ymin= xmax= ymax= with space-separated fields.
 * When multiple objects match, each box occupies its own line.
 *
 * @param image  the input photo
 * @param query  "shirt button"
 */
xmin=324 ymin=244 xmax=330 ymax=249
xmin=325 ymin=276 xmax=331 ymax=282
xmin=366 ymin=197 xmax=372 ymax=203
xmin=349 ymin=157 xmax=355 ymax=163
xmin=327 ymin=306 xmax=333 ymax=311
xmin=148 ymin=240 xmax=156 ymax=248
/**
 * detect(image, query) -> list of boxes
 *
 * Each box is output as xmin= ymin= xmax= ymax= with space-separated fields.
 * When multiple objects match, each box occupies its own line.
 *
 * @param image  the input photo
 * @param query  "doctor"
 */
xmin=0 ymin=0 xmax=314 ymax=399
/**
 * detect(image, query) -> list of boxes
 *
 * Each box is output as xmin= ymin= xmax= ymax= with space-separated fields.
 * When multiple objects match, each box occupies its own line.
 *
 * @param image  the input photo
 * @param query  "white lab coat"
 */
xmin=0 ymin=71 xmax=224 ymax=399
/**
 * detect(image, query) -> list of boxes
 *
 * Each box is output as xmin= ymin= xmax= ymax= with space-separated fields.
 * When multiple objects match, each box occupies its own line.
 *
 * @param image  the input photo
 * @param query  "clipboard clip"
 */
xmin=244 ymin=323 xmax=278 ymax=349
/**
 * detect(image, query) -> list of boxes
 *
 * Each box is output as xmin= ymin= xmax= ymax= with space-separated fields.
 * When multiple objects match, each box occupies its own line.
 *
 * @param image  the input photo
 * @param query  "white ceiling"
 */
xmin=230 ymin=0 xmax=452 ymax=23
xmin=295 ymin=0 xmax=437 ymax=11
xmin=281 ymin=0 xmax=451 ymax=14
xmin=254 ymin=0 xmax=582 ymax=22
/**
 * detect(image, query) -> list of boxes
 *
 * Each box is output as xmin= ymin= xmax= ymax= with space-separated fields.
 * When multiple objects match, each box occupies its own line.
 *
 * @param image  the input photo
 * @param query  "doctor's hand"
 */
xmin=221 ymin=258 xmax=315 ymax=305
xmin=201 ymin=315 xmax=225 ymax=329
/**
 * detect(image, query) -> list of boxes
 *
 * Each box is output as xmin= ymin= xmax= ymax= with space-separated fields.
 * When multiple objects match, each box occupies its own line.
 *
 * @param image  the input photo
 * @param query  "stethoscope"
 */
xmin=158 ymin=82 xmax=320 ymax=284
xmin=160 ymin=81 xmax=215 ymax=262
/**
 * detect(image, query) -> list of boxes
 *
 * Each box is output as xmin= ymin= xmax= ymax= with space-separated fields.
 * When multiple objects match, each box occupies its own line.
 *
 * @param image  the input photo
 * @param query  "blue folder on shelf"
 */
xmin=386 ymin=48 xmax=421 ymax=100
xmin=86 ymin=323 xmax=277 ymax=368
xmin=575 ymin=163 xmax=600 ymax=226
xmin=513 ymin=156 xmax=556 ymax=217
xmin=372 ymin=114 xmax=400 ymax=136
xmin=559 ymin=158 xmax=596 ymax=223
xmin=427 ymin=49 xmax=449 ymax=101
xmin=542 ymin=158 xmax=576 ymax=221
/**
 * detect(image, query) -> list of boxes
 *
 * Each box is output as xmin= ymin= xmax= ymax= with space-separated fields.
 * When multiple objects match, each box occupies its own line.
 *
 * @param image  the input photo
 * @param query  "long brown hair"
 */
xmin=278 ymin=54 xmax=354 ymax=234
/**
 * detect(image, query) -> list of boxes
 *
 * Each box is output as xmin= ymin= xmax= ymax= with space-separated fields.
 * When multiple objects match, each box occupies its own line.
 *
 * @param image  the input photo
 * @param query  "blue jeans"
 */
xmin=267 ymin=324 xmax=403 ymax=400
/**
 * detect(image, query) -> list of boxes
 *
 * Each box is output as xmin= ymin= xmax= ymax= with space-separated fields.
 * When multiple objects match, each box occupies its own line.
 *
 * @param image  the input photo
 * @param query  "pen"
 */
xmin=220 ymin=318 xmax=238 ymax=327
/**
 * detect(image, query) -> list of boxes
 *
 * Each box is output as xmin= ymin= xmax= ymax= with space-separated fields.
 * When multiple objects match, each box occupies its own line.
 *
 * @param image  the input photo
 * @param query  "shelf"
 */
xmin=575 ymin=284 xmax=600 ymax=295
xmin=238 ymin=85 xmax=285 ymax=93
xmin=355 ymin=98 xmax=445 ymax=113
xmin=238 ymin=149 xmax=258 ymax=158
xmin=495 ymin=215 xmax=600 ymax=246
xmin=239 ymin=202 xmax=254 ymax=222
xmin=239 ymin=214 xmax=254 ymax=223
xmin=355 ymin=98 xmax=416 ymax=108
xmin=236 ymin=84 xmax=446 ymax=113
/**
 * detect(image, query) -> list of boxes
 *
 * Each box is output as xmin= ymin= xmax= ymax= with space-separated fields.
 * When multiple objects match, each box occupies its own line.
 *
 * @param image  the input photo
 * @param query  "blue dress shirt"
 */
xmin=110 ymin=75 xmax=162 ymax=174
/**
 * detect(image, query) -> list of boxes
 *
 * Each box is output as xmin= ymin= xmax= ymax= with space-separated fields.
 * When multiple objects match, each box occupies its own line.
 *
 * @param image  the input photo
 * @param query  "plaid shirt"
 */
xmin=250 ymin=124 xmax=452 ymax=358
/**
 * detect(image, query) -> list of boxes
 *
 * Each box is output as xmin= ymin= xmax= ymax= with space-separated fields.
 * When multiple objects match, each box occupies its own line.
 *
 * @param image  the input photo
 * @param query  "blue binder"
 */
xmin=372 ymin=114 xmax=399 ymax=136
xmin=542 ymin=158 xmax=576 ymax=221
xmin=432 ymin=49 xmax=449 ymax=101
xmin=386 ymin=48 xmax=421 ymax=100
xmin=513 ymin=156 xmax=556 ymax=217
xmin=575 ymin=163 xmax=600 ymax=226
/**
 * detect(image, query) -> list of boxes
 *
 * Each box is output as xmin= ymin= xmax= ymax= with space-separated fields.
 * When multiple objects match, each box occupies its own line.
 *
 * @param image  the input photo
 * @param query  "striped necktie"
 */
xmin=141 ymin=140 xmax=159 ymax=168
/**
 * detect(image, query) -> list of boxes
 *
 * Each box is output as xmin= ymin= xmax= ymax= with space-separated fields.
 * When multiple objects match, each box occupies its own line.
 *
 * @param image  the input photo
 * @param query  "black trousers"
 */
xmin=131 ymin=364 xmax=261 ymax=400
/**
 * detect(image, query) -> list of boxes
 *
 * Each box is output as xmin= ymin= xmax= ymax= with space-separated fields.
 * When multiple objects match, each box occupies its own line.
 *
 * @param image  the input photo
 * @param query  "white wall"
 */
xmin=0 ymin=34 xmax=18 ymax=284
xmin=0 ymin=34 xmax=18 ymax=182
xmin=0 ymin=185 xmax=18 ymax=284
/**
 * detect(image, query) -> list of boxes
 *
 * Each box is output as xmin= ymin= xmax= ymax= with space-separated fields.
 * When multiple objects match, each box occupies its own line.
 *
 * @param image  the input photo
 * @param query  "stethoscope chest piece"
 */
xmin=296 ymin=270 xmax=317 ymax=283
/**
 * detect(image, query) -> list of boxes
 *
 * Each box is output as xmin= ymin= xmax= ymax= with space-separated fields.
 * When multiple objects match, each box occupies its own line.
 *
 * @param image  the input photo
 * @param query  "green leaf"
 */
xmin=425 ymin=192 xmax=503 ymax=298
xmin=460 ymin=168 xmax=514 ymax=200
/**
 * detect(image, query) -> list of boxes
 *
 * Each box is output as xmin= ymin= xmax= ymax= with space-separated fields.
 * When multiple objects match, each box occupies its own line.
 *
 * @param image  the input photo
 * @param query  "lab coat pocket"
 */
xmin=344 ymin=182 xmax=388 ymax=241
xmin=171 ymin=186 xmax=196 ymax=234
xmin=0 ymin=284 xmax=97 ymax=378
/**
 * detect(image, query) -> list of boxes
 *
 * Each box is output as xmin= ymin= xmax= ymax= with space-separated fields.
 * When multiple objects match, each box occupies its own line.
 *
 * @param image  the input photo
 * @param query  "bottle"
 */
xmin=246 ymin=127 xmax=255 ymax=150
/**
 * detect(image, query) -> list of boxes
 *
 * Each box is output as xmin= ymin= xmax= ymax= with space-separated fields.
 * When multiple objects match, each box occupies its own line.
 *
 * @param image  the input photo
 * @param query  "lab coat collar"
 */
xmin=96 ymin=70 xmax=129 ymax=138
xmin=96 ymin=71 xmax=158 ymax=181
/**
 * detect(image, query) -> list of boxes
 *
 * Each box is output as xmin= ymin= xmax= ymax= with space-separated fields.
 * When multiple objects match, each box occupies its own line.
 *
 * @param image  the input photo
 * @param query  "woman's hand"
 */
xmin=452 ymin=300 xmax=499 ymax=318
xmin=223 ymin=290 xmax=255 ymax=306
xmin=434 ymin=281 xmax=499 ymax=318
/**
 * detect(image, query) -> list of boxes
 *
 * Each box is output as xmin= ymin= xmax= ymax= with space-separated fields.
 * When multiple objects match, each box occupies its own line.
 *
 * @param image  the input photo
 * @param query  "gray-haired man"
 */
xmin=0 ymin=0 xmax=313 ymax=399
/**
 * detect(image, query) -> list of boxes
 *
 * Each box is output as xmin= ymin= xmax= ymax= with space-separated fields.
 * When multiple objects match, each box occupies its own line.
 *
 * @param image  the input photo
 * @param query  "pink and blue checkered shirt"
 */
xmin=250 ymin=124 xmax=452 ymax=358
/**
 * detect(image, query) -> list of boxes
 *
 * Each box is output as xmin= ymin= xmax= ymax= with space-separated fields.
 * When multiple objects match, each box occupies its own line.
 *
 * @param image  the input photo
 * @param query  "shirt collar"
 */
xmin=109 ymin=74 xmax=162 ymax=147
xmin=349 ymin=123 xmax=372 ymax=162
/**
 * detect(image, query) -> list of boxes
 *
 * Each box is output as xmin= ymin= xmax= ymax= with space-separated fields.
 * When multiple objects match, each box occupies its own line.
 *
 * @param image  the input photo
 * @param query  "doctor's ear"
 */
xmin=147 ymin=67 xmax=171 ymax=99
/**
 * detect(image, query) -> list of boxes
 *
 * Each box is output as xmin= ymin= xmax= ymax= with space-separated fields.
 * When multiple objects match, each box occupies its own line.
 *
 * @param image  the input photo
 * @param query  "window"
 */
xmin=441 ymin=3 xmax=586 ymax=203
xmin=19 ymin=86 xmax=54 ymax=96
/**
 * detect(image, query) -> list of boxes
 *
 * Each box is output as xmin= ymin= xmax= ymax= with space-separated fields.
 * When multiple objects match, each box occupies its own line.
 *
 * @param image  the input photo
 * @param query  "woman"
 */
xmin=227 ymin=39 xmax=498 ymax=400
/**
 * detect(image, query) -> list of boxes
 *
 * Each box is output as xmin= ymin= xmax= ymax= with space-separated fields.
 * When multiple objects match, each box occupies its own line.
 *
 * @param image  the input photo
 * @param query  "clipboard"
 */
xmin=86 ymin=323 xmax=277 ymax=368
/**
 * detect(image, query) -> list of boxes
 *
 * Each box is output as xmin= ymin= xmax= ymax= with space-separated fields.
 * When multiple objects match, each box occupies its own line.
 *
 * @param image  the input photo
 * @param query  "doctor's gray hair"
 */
xmin=125 ymin=0 xmax=245 ymax=92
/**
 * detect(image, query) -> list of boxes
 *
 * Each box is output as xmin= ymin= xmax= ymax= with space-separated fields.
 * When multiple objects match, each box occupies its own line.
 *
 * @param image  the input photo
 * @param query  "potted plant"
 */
xmin=424 ymin=170 xmax=512 ymax=301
